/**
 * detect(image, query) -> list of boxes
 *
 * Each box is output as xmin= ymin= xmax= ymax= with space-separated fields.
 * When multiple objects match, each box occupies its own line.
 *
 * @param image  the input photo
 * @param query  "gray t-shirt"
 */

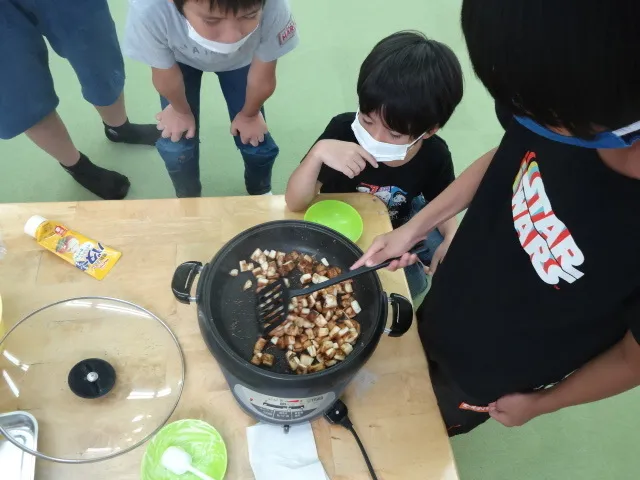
xmin=124 ymin=0 xmax=299 ymax=72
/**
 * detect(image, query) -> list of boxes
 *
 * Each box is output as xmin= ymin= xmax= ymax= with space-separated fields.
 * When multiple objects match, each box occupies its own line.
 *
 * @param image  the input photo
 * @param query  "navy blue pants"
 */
xmin=157 ymin=63 xmax=279 ymax=197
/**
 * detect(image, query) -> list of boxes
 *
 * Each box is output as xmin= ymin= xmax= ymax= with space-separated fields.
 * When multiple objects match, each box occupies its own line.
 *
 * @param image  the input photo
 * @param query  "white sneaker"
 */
xmin=261 ymin=191 xmax=273 ymax=196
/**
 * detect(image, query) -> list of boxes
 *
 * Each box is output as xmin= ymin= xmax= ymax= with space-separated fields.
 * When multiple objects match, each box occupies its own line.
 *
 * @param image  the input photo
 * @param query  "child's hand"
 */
xmin=488 ymin=391 xmax=548 ymax=427
xmin=313 ymin=140 xmax=378 ymax=178
xmin=156 ymin=105 xmax=197 ymax=142
xmin=424 ymin=237 xmax=452 ymax=276
xmin=231 ymin=112 xmax=268 ymax=147
xmin=352 ymin=223 xmax=420 ymax=270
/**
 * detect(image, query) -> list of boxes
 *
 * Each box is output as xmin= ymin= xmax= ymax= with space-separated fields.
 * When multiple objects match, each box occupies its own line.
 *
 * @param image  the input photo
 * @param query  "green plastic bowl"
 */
xmin=304 ymin=200 xmax=364 ymax=242
xmin=141 ymin=419 xmax=228 ymax=480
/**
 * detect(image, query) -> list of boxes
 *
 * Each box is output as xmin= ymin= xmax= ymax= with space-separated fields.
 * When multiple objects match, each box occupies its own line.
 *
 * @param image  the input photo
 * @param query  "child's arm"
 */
xmin=231 ymin=59 xmax=277 ymax=147
xmin=437 ymin=217 xmax=458 ymax=241
xmin=236 ymin=0 xmax=299 ymax=146
xmin=489 ymin=330 xmax=640 ymax=427
xmin=285 ymin=149 xmax=324 ymax=212
xmin=355 ymin=148 xmax=497 ymax=271
xmin=424 ymin=217 xmax=458 ymax=275
xmin=244 ymin=59 xmax=278 ymax=116
xmin=285 ymin=140 xmax=378 ymax=212
xmin=123 ymin=5 xmax=195 ymax=142
xmin=152 ymin=65 xmax=190 ymax=114
xmin=152 ymin=66 xmax=196 ymax=142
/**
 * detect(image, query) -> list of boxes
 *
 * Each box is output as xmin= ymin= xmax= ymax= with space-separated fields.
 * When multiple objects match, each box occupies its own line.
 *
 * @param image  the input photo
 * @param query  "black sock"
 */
xmin=104 ymin=119 xmax=160 ymax=146
xmin=62 ymin=153 xmax=130 ymax=200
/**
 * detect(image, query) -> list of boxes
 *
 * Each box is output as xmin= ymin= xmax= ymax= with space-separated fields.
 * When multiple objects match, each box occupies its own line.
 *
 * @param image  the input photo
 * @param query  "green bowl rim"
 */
xmin=303 ymin=199 xmax=364 ymax=242
xmin=141 ymin=418 xmax=228 ymax=480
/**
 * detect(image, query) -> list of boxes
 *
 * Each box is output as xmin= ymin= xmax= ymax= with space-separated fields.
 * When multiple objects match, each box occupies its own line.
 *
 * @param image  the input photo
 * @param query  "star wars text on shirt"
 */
xmin=512 ymin=151 xmax=585 ymax=286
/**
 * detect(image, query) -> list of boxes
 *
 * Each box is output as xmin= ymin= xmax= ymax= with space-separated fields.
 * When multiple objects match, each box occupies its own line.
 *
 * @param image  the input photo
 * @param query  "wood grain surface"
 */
xmin=0 ymin=194 xmax=458 ymax=480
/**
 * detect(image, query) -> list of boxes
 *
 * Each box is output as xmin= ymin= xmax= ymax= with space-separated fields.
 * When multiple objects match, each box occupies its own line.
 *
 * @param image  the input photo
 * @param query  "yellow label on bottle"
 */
xmin=33 ymin=221 xmax=121 ymax=280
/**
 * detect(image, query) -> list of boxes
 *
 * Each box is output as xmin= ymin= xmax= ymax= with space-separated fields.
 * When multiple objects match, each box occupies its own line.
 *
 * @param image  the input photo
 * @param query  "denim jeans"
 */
xmin=156 ymin=63 xmax=279 ymax=197
xmin=404 ymin=195 xmax=445 ymax=301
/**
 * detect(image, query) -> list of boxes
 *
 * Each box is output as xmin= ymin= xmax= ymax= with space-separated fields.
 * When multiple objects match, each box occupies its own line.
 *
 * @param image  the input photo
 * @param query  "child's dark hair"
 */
xmin=174 ymin=0 xmax=265 ymax=15
xmin=357 ymin=31 xmax=463 ymax=138
xmin=462 ymin=0 xmax=640 ymax=137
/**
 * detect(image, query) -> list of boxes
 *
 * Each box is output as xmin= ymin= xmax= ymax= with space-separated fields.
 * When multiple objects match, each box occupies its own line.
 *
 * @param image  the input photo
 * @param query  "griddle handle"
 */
xmin=172 ymin=261 xmax=203 ymax=304
xmin=386 ymin=293 xmax=413 ymax=337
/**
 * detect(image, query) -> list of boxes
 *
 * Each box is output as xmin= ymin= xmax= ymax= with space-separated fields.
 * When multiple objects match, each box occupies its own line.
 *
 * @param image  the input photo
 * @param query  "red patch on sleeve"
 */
xmin=459 ymin=402 xmax=491 ymax=413
xmin=278 ymin=17 xmax=297 ymax=46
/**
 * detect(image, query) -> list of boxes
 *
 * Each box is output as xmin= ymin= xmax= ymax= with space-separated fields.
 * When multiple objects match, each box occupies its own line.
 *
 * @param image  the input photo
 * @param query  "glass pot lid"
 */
xmin=0 ymin=297 xmax=185 ymax=464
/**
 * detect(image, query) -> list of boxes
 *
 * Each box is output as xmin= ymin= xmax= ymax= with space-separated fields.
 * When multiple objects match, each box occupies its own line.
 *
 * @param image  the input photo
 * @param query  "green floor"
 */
xmin=1 ymin=0 xmax=638 ymax=478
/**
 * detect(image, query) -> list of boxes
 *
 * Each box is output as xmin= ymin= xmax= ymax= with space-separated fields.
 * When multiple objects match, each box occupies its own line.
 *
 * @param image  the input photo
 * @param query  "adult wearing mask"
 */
xmin=354 ymin=0 xmax=640 ymax=435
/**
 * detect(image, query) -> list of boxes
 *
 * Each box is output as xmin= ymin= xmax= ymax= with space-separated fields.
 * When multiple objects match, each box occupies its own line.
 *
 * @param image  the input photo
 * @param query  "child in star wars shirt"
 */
xmin=354 ymin=0 xmax=640 ymax=439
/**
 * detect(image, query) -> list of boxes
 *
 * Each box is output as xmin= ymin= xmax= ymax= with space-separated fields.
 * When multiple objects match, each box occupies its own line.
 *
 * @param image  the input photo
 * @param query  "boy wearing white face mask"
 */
xmin=285 ymin=31 xmax=463 ymax=300
xmin=124 ymin=0 xmax=298 ymax=197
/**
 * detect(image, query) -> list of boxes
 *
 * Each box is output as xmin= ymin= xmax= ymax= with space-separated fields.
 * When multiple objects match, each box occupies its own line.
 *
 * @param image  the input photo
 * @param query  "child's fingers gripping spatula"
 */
xmin=257 ymin=243 xmax=428 ymax=335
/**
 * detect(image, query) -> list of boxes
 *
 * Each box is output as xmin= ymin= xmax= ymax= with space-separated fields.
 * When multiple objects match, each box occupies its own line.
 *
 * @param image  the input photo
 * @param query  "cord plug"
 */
xmin=324 ymin=399 xmax=378 ymax=480
xmin=324 ymin=398 xmax=353 ymax=429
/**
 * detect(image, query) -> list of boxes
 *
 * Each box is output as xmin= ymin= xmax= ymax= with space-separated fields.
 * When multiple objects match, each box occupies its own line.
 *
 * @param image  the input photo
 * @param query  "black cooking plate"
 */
xmin=191 ymin=221 xmax=386 ymax=376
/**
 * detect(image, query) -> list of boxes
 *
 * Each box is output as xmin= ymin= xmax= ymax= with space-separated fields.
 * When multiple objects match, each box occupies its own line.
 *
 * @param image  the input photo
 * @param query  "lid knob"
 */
xmin=68 ymin=358 xmax=116 ymax=399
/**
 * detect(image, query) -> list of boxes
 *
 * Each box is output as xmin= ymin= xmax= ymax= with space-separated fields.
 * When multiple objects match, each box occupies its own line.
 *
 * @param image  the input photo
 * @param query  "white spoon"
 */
xmin=161 ymin=446 xmax=215 ymax=480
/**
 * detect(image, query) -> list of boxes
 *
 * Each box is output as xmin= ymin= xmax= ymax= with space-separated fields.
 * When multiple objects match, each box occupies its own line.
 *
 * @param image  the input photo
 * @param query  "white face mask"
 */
xmin=351 ymin=112 xmax=425 ymax=163
xmin=187 ymin=22 xmax=258 ymax=54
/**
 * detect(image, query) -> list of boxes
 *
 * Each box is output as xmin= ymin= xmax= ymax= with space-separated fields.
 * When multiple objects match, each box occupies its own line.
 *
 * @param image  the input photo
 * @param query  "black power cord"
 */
xmin=324 ymin=399 xmax=378 ymax=480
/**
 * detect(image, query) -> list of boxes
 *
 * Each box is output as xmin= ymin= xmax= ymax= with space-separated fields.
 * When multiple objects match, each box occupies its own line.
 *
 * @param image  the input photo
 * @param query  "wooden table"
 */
xmin=0 ymin=194 xmax=458 ymax=480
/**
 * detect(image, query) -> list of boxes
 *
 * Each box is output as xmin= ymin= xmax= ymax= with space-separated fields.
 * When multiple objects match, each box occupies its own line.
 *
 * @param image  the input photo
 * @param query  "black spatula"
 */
xmin=257 ymin=243 xmax=429 ymax=334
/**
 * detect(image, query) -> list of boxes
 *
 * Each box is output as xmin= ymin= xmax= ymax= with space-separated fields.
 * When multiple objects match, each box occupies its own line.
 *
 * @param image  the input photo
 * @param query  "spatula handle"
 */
xmin=292 ymin=242 xmax=429 ymax=296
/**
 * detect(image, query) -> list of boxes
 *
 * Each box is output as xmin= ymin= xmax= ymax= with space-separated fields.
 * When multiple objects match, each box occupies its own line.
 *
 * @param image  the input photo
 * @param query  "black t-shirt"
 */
xmin=314 ymin=113 xmax=455 ymax=228
xmin=419 ymin=120 xmax=640 ymax=403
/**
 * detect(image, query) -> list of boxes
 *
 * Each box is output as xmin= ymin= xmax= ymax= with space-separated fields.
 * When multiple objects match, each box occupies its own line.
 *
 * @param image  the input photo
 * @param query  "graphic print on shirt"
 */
xmin=278 ymin=16 xmax=297 ymax=45
xmin=356 ymin=183 xmax=408 ymax=219
xmin=511 ymin=151 xmax=585 ymax=285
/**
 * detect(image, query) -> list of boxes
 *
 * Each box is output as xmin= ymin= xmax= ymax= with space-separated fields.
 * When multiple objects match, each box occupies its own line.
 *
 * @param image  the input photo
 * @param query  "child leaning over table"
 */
xmin=124 ymin=0 xmax=299 ymax=198
xmin=285 ymin=31 xmax=463 ymax=301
